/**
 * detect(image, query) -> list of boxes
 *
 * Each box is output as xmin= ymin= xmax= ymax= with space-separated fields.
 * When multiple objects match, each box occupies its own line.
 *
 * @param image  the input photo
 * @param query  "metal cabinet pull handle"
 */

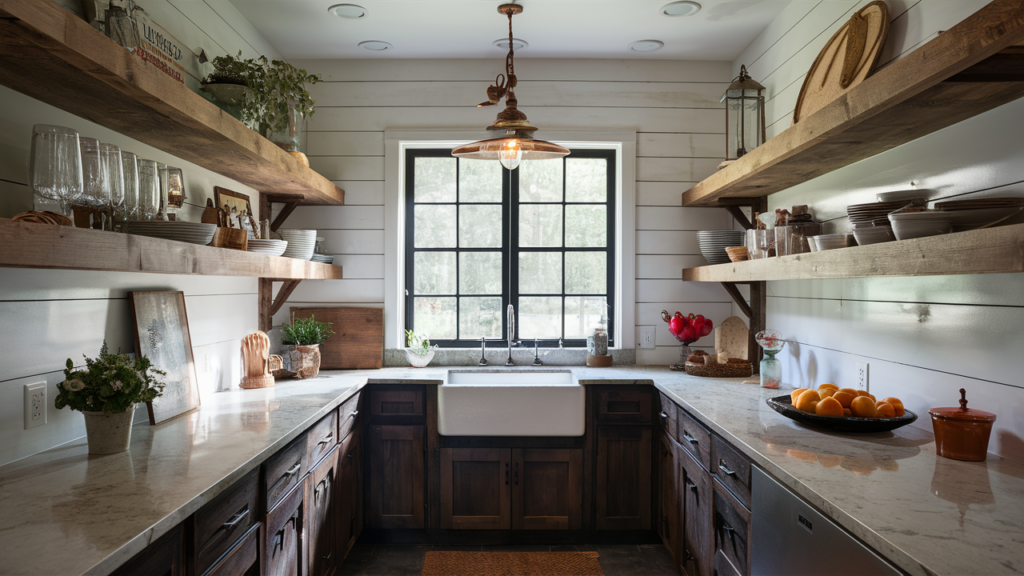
xmin=686 ymin=480 xmax=697 ymax=494
xmin=222 ymin=507 xmax=249 ymax=529
xmin=285 ymin=463 xmax=301 ymax=476
xmin=273 ymin=529 xmax=285 ymax=553
xmin=318 ymin=433 xmax=334 ymax=446
xmin=660 ymin=411 xmax=669 ymax=419
xmin=721 ymin=522 xmax=735 ymax=534
xmin=505 ymin=462 xmax=509 ymax=485
xmin=682 ymin=431 xmax=698 ymax=445
xmin=719 ymin=459 xmax=737 ymax=477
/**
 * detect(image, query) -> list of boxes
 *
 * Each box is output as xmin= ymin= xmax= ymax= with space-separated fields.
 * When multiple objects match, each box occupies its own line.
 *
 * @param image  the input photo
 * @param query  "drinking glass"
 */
xmin=158 ymin=164 xmax=186 ymax=221
xmin=137 ymin=159 xmax=161 ymax=220
xmin=100 ymin=143 xmax=125 ymax=231
xmin=121 ymin=151 xmax=140 ymax=222
xmin=79 ymin=137 xmax=107 ymax=227
xmin=30 ymin=124 xmax=83 ymax=217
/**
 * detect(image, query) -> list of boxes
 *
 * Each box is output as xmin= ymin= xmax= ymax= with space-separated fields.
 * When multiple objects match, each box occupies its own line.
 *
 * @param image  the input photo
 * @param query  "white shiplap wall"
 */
xmin=0 ymin=0 xmax=278 ymax=467
xmin=732 ymin=0 xmax=1024 ymax=462
xmin=276 ymin=58 xmax=738 ymax=364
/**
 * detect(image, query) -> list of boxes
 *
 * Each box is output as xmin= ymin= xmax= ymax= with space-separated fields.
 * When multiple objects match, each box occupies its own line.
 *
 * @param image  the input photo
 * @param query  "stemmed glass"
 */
xmin=29 ymin=124 xmax=83 ymax=217
xmin=137 ymin=159 xmax=161 ymax=220
xmin=79 ymin=138 xmax=107 ymax=227
xmin=121 ymin=151 xmax=140 ymax=224
xmin=99 ymin=143 xmax=125 ymax=231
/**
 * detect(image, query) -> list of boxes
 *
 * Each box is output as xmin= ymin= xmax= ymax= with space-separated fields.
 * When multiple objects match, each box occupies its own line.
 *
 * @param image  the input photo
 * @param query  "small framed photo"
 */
xmin=214 ymin=186 xmax=259 ymax=239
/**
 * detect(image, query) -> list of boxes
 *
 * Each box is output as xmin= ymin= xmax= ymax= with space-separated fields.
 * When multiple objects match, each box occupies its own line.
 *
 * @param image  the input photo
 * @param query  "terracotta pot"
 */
xmin=287 ymin=344 xmax=321 ymax=379
xmin=929 ymin=389 xmax=996 ymax=462
xmin=82 ymin=404 xmax=136 ymax=455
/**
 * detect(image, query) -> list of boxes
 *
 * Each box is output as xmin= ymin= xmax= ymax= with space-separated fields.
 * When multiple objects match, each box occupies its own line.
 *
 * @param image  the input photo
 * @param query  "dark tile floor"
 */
xmin=339 ymin=543 xmax=677 ymax=576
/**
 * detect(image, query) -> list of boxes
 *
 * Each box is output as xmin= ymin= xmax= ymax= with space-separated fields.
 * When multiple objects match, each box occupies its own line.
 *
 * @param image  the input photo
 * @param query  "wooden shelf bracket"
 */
xmin=260 ymin=193 xmax=306 ymax=234
xmin=259 ymin=279 xmax=302 ymax=332
xmin=721 ymin=282 xmax=752 ymax=319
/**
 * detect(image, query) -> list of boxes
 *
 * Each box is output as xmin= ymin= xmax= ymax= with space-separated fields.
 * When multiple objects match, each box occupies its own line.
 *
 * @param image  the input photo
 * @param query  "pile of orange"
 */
xmin=789 ymin=384 xmax=905 ymax=419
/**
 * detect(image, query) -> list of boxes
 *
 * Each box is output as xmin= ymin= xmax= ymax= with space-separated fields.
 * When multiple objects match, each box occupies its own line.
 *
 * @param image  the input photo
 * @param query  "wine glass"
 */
xmin=121 ymin=150 xmax=140 ymax=223
xmin=137 ymin=159 xmax=160 ymax=220
xmin=29 ymin=124 xmax=83 ymax=217
xmin=99 ymin=143 xmax=124 ymax=231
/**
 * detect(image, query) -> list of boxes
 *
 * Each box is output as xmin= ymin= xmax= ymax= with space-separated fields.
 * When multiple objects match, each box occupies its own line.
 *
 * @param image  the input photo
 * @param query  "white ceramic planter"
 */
xmin=82 ymin=404 xmax=136 ymax=455
xmin=405 ymin=349 xmax=435 ymax=368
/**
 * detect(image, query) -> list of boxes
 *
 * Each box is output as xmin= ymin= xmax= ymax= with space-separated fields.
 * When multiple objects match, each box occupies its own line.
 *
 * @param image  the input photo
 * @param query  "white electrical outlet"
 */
xmin=24 ymin=382 xmax=46 ymax=430
xmin=639 ymin=326 xmax=656 ymax=349
xmin=855 ymin=361 xmax=869 ymax=391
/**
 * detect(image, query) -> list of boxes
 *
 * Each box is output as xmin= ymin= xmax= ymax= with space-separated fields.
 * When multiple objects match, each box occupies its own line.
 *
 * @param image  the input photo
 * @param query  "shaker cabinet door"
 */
xmin=367 ymin=425 xmax=425 ymax=529
xmin=307 ymin=445 xmax=339 ymax=576
xmin=595 ymin=426 xmax=652 ymax=530
xmin=440 ymin=448 xmax=512 ymax=530
xmin=511 ymin=448 xmax=582 ymax=530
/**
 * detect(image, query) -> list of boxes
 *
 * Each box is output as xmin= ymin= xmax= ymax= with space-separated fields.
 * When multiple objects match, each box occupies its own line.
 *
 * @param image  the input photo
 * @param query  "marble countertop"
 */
xmin=0 ymin=366 xmax=1021 ymax=576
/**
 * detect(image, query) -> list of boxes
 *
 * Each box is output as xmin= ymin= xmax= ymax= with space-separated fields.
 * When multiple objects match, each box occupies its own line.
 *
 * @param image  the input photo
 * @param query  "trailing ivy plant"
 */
xmin=54 ymin=342 xmax=166 ymax=413
xmin=281 ymin=315 xmax=335 ymax=347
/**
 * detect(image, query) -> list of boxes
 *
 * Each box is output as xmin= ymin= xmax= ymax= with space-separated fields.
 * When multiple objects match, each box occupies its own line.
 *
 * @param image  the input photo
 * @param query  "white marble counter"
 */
xmin=0 ymin=366 xmax=1021 ymax=576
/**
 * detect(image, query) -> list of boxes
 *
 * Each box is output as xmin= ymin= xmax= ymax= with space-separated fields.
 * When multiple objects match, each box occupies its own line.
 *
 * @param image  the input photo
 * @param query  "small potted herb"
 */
xmin=405 ymin=330 xmax=438 ymax=368
xmin=55 ymin=343 xmax=165 ymax=455
xmin=281 ymin=315 xmax=334 ymax=379
xmin=200 ymin=51 xmax=259 ymax=123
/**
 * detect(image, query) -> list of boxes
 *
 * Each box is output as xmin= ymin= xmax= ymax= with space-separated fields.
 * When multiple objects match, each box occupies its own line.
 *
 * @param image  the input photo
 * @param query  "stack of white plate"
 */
xmin=697 ymin=230 xmax=746 ymax=265
xmin=311 ymin=254 xmax=335 ymax=265
xmin=126 ymin=221 xmax=216 ymax=245
xmin=277 ymin=229 xmax=317 ymax=260
xmin=247 ymin=239 xmax=288 ymax=257
xmin=848 ymin=199 xmax=924 ymax=227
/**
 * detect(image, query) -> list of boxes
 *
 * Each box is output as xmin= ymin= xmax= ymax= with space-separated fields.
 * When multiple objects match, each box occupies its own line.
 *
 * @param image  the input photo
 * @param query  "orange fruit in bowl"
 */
xmin=815 ymin=397 xmax=844 ymax=417
xmin=868 ymin=393 xmax=876 ymax=403
xmin=881 ymin=397 xmax=905 ymax=417
xmin=790 ymin=388 xmax=808 ymax=404
xmin=818 ymin=383 xmax=838 ymax=392
xmin=794 ymin=390 xmax=821 ymax=413
xmin=876 ymin=402 xmax=896 ymax=418
xmin=838 ymin=387 xmax=857 ymax=396
xmin=832 ymin=391 xmax=856 ymax=408
xmin=851 ymin=396 xmax=879 ymax=418
xmin=855 ymin=390 xmax=870 ymax=397
xmin=843 ymin=408 xmax=852 ymax=417
xmin=818 ymin=387 xmax=837 ymax=399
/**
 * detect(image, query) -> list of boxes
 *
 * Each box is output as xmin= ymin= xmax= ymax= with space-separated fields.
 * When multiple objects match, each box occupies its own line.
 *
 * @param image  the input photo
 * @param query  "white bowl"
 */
xmin=852 ymin=226 xmax=896 ymax=246
xmin=812 ymin=233 xmax=857 ymax=251
xmin=889 ymin=216 xmax=952 ymax=240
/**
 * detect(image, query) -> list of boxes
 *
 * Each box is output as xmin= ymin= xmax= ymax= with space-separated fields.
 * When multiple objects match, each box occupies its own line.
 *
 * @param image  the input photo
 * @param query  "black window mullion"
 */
xmin=508 ymin=165 xmax=519 ymax=343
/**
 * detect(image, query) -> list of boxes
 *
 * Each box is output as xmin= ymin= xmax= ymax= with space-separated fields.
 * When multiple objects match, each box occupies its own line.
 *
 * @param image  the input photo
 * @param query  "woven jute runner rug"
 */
xmin=421 ymin=551 xmax=605 ymax=576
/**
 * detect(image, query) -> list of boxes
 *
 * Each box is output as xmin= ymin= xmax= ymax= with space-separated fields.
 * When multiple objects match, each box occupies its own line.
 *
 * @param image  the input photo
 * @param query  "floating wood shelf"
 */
xmin=0 ymin=218 xmax=343 ymax=280
xmin=682 ymin=224 xmax=1024 ymax=282
xmin=681 ymin=0 xmax=1024 ymax=208
xmin=0 ymin=0 xmax=343 ymax=205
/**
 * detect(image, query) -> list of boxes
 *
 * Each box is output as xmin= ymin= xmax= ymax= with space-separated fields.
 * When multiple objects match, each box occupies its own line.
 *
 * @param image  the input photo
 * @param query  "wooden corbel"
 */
xmin=259 ymin=193 xmax=306 ymax=234
xmin=258 ymin=278 xmax=302 ymax=332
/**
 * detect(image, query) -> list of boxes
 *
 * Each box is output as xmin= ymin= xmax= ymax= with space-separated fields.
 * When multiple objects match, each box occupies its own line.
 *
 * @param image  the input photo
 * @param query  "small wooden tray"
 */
xmin=684 ymin=359 xmax=752 ymax=378
xmin=586 ymin=354 xmax=613 ymax=367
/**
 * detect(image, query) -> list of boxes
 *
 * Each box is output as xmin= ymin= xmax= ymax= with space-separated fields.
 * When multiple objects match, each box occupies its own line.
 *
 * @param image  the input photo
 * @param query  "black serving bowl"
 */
xmin=767 ymin=395 xmax=918 ymax=433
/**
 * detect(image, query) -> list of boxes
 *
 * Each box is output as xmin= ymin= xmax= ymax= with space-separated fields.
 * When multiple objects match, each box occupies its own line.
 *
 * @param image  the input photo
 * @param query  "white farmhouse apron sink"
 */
xmin=438 ymin=370 xmax=585 ymax=437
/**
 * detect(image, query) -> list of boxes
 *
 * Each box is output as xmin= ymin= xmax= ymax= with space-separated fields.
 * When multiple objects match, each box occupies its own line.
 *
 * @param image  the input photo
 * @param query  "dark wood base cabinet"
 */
xmin=367 ymin=424 xmax=426 ymax=529
xmin=307 ymin=445 xmax=340 ymax=576
xmin=264 ymin=481 xmax=303 ymax=576
xmin=596 ymin=426 xmax=652 ymax=530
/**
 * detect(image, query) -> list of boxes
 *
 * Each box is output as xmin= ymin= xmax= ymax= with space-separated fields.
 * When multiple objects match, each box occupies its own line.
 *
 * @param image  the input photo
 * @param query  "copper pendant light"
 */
xmin=452 ymin=3 xmax=569 ymax=170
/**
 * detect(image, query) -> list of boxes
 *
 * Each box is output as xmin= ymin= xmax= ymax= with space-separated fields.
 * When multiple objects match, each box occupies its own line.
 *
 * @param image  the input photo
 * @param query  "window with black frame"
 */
xmin=405 ymin=148 xmax=615 ymax=348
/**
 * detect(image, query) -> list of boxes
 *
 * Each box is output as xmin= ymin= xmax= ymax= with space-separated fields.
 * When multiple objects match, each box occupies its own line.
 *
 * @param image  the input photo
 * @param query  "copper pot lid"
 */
xmin=929 ymin=388 xmax=997 ymax=422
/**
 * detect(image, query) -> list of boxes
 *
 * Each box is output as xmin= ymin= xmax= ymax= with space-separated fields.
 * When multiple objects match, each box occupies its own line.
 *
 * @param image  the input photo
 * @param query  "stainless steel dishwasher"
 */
xmin=751 ymin=466 xmax=901 ymax=575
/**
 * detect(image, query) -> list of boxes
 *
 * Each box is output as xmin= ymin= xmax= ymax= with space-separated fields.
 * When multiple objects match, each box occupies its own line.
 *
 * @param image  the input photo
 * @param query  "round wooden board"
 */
xmin=793 ymin=1 xmax=890 ymax=124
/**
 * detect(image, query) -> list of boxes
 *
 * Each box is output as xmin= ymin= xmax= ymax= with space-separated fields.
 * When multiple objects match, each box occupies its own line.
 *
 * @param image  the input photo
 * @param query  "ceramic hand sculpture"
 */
xmin=662 ymin=310 xmax=714 ymax=371
xmin=240 ymin=331 xmax=274 ymax=389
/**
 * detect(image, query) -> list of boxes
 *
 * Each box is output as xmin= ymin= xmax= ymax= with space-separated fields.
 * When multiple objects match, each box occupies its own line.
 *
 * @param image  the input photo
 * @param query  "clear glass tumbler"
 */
xmin=121 ymin=151 xmax=140 ymax=222
xmin=30 ymin=124 xmax=83 ymax=217
xmin=79 ymin=137 xmax=106 ymax=227
xmin=158 ymin=164 xmax=185 ymax=221
xmin=137 ymin=159 xmax=161 ymax=220
xmin=99 ymin=143 xmax=124 ymax=231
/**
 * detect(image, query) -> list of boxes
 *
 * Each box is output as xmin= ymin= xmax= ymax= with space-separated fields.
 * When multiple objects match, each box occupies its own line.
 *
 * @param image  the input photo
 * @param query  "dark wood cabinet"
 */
xmin=264 ymin=482 xmax=303 ymax=576
xmin=657 ymin=431 xmax=679 ymax=562
xmin=440 ymin=448 xmax=511 ymax=529
xmin=111 ymin=524 xmax=185 ymax=576
xmin=713 ymin=479 xmax=751 ymax=576
xmin=337 ymin=430 xmax=362 ymax=559
xmin=595 ymin=425 xmax=652 ymax=530
xmin=680 ymin=449 xmax=713 ymax=576
xmin=190 ymin=468 xmax=260 ymax=576
xmin=512 ymin=448 xmax=582 ymax=530
xmin=204 ymin=524 xmax=260 ymax=576
xmin=307 ymin=444 xmax=340 ymax=576
xmin=367 ymin=424 xmax=425 ymax=529
xmin=595 ymin=389 xmax=653 ymax=424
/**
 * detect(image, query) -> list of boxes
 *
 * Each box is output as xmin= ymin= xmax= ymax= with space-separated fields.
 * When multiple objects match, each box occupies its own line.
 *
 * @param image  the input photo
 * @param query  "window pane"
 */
xmin=565 ymin=252 xmax=606 ymax=294
xmin=413 ymin=297 xmax=457 ymax=340
xmin=519 ymin=252 xmax=561 ymax=294
xmin=459 ymin=205 xmax=503 ymax=248
xmin=565 ymin=205 xmax=607 ymax=247
xmin=460 ymin=252 xmax=502 ymax=295
xmin=459 ymin=159 xmax=503 ymax=203
xmin=459 ymin=297 xmax=502 ymax=339
xmin=414 ymin=252 xmax=456 ymax=295
xmin=414 ymin=205 xmax=456 ymax=247
xmin=414 ymin=157 xmax=456 ymax=202
xmin=565 ymin=297 xmax=607 ymax=339
xmin=519 ymin=204 xmax=562 ymax=247
xmin=519 ymin=297 xmax=561 ymax=339
xmin=566 ymin=158 xmax=607 ymax=202
xmin=520 ymin=159 xmax=563 ymax=202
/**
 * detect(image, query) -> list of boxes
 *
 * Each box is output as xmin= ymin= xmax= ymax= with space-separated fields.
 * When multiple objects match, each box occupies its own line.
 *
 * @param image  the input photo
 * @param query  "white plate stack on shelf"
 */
xmin=697 ymin=230 xmax=746 ymax=265
xmin=277 ymin=229 xmax=317 ymax=260
xmin=246 ymin=239 xmax=288 ymax=257
xmin=311 ymin=254 xmax=335 ymax=265
xmin=125 ymin=221 xmax=217 ymax=245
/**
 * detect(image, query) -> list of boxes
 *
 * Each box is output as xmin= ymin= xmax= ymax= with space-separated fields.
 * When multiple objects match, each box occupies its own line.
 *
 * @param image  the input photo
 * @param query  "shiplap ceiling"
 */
xmin=228 ymin=0 xmax=792 ymax=60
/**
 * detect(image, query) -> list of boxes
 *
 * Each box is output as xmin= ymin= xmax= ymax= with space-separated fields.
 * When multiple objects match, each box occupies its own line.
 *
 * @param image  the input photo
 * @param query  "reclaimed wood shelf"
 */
xmin=682 ymin=223 xmax=1024 ymax=282
xmin=0 ymin=0 xmax=343 ymax=205
xmin=0 ymin=218 xmax=343 ymax=280
xmin=681 ymin=0 xmax=1024 ymax=208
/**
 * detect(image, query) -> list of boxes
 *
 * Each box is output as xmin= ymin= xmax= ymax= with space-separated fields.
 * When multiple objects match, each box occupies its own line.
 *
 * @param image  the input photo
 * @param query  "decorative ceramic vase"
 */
xmin=82 ymin=404 xmax=136 ymax=455
xmin=286 ymin=344 xmax=321 ymax=379
xmin=405 ymin=349 xmax=435 ymax=368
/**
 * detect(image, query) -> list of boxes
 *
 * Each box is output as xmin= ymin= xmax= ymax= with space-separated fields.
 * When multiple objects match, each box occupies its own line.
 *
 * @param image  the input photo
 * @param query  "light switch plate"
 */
xmin=639 ymin=326 xmax=656 ymax=349
xmin=24 ymin=382 xmax=46 ymax=429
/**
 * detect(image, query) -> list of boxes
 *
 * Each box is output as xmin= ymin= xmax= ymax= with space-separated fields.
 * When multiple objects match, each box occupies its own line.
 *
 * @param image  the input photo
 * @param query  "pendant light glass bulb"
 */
xmin=498 ymin=139 xmax=523 ymax=170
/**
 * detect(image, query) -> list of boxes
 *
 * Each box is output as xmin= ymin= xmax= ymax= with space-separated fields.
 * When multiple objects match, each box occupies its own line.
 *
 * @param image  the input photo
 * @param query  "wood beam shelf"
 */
xmin=682 ymin=224 xmax=1024 ymax=282
xmin=0 ymin=0 xmax=343 ymax=205
xmin=0 ymin=218 xmax=344 ymax=280
xmin=681 ymin=0 xmax=1024 ymax=208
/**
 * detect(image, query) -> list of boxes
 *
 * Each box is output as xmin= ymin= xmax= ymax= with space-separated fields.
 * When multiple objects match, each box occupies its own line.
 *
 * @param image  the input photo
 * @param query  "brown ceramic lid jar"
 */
xmin=929 ymin=389 xmax=996 ymax=462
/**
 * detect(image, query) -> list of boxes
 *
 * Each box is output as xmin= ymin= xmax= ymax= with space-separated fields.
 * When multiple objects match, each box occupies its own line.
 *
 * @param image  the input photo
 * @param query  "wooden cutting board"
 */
xmin=290 ymin=307 xmax=383 ymax=369
xmin=793 ymin=1 xmax=890 ymax=123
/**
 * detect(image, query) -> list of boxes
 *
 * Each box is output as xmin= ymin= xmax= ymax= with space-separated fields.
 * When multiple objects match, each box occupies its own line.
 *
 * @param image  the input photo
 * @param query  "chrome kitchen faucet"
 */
xmin=506 ymin=304 xmax=517 ymax=366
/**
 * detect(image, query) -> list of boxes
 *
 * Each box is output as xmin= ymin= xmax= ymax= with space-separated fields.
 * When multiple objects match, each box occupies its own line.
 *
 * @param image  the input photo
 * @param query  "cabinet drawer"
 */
xmin=205 ymin=523 xmax=259 ymax=576
xmin=264 ymin=435 xmax=307 ymax=513
xmin=596 ymin=389 xmax=653 ymax=424
xmin=712 ymin=435 xmax=752 ymax=509
xmin=714 ymin=549 xmax=742 ymax=576
xmin=657 ymin=393 xmax=678 ymax=442
xmin=193 ymin=468 xmax=259 ymax=576
xmin=265 ymin=481 xmax=303 ymax=576
xmin=677 ymin=407 xmax=712 ymax=471
xmin=306 ymin=409 xmax=338 ymax=467
xmin=338 ymin=391 xmax=361 ymax=441
xmin=714 ymin=478 xmax=751 ymax=576
xmin=368 ymin=388 xmax=424 ymax=418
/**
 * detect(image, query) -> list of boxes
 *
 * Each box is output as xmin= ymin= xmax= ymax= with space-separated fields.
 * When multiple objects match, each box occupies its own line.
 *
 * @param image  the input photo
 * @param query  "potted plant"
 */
xmin=405 ymin=330 xmax=438 ymax=368
xmin=253 ymin=58 xmax=322 ymax=155
xmin=55 ymin=343 xmax=165 ymax=455
xmin=281 ymin=315 xmax=334 ymax=379
xmin=199 ymin=51 xmax=259 ymax=124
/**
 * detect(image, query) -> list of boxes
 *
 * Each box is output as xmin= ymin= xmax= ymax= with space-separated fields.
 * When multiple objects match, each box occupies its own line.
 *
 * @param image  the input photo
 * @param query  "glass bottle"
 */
xmin=587 ymin=308 xmax=609 ymax=356
xmin=760 ymin=348 xmax=782 ymax=389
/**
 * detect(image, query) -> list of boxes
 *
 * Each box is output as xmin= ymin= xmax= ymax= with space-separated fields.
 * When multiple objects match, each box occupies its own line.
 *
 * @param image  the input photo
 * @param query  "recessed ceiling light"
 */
xmin=328 ymin=4 xmax=367 ymax=19
xmin=358 ymin=40 xmax=392 ymax=51
xmin=628 ymin=40 xmax=664 ymax=52
xmin=493 ymin=37 xmax=529 ymax=50
xmin=661 ymin=1 xmax=701 ymax=17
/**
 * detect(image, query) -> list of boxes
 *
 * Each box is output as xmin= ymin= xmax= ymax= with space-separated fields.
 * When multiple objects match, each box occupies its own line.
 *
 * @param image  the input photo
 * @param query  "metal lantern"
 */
xmin=721 ymin=65 xmax=766 ymax=162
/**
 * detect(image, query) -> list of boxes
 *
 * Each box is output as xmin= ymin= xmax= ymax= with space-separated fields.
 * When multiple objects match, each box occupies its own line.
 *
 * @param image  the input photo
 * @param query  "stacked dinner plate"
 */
xmin=697 ymin=230 xmax=746 ymax=265
xmin=247 ymin=239 xmax=288 ymax=257
xmin=277 ymin=229 xmax=317 ymax=260
xmin=311 ymin=254 xmax=335 ymax=265
xmin=126 ymin=221 xmax=216 ymax=245
xmin=935 ymin=197 xmax=1024 ymax=230
xmin=847 ymin=199 xmax=924 ymax=228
